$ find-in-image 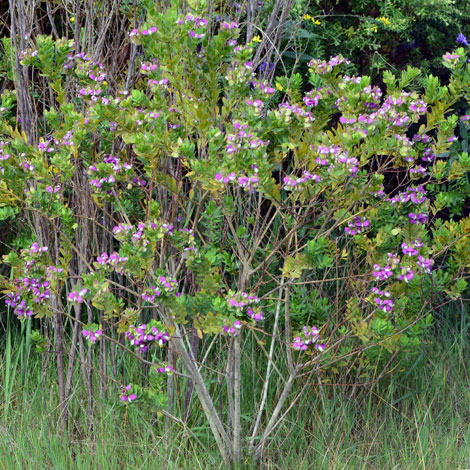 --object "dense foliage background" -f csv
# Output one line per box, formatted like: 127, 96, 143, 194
1, 1, 470, 468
